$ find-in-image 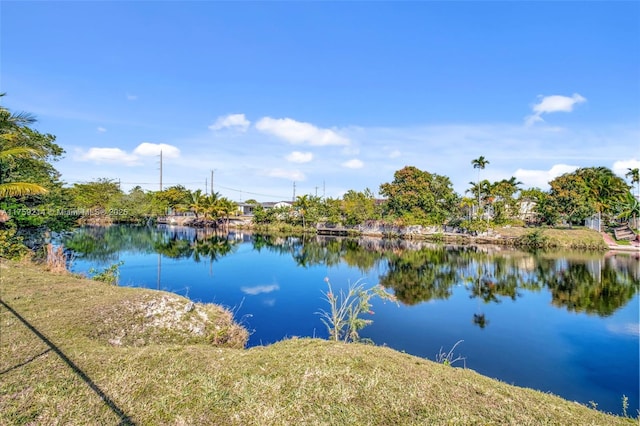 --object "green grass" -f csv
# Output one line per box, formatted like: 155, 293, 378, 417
496, 226, 609, 250
1, 260, 633, 425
